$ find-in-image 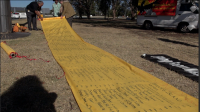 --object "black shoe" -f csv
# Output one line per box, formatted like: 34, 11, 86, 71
33, 28, 38, 31
28, 28, 32, 31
